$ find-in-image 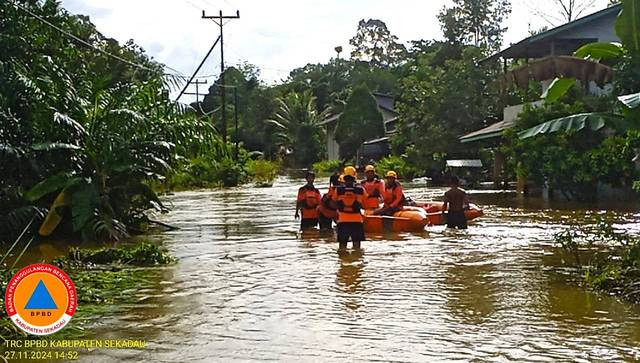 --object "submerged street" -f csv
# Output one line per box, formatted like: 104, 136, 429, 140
79, 177, 640, 362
